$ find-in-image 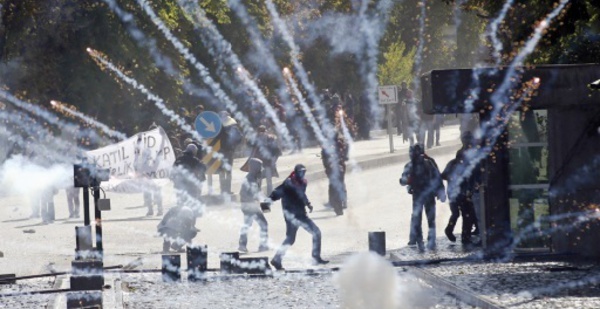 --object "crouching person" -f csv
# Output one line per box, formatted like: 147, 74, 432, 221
157, 206, 198, 253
